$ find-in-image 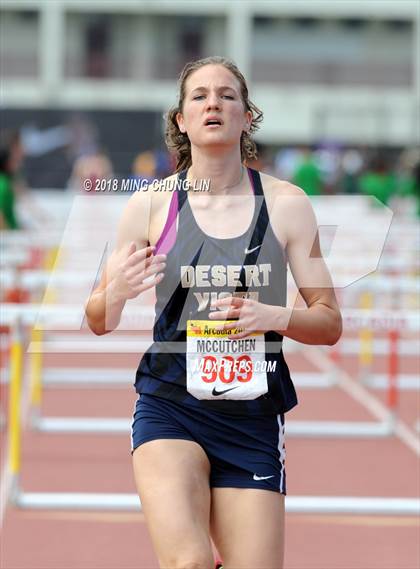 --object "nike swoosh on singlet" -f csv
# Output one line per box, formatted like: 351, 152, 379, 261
244, 244, 262, 254
211, 386, 239, 397
253, 474, 275, 481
